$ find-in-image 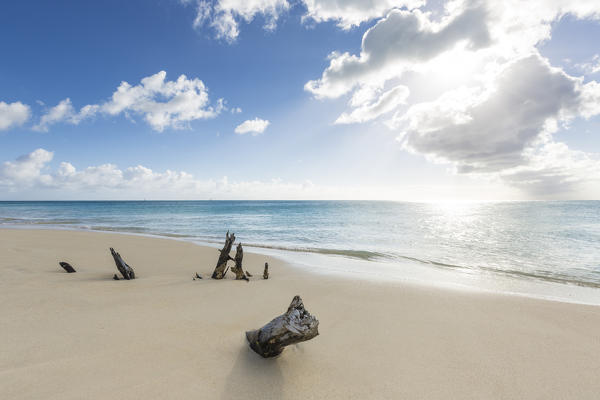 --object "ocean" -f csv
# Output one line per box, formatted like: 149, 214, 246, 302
1, 200, 599, 303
